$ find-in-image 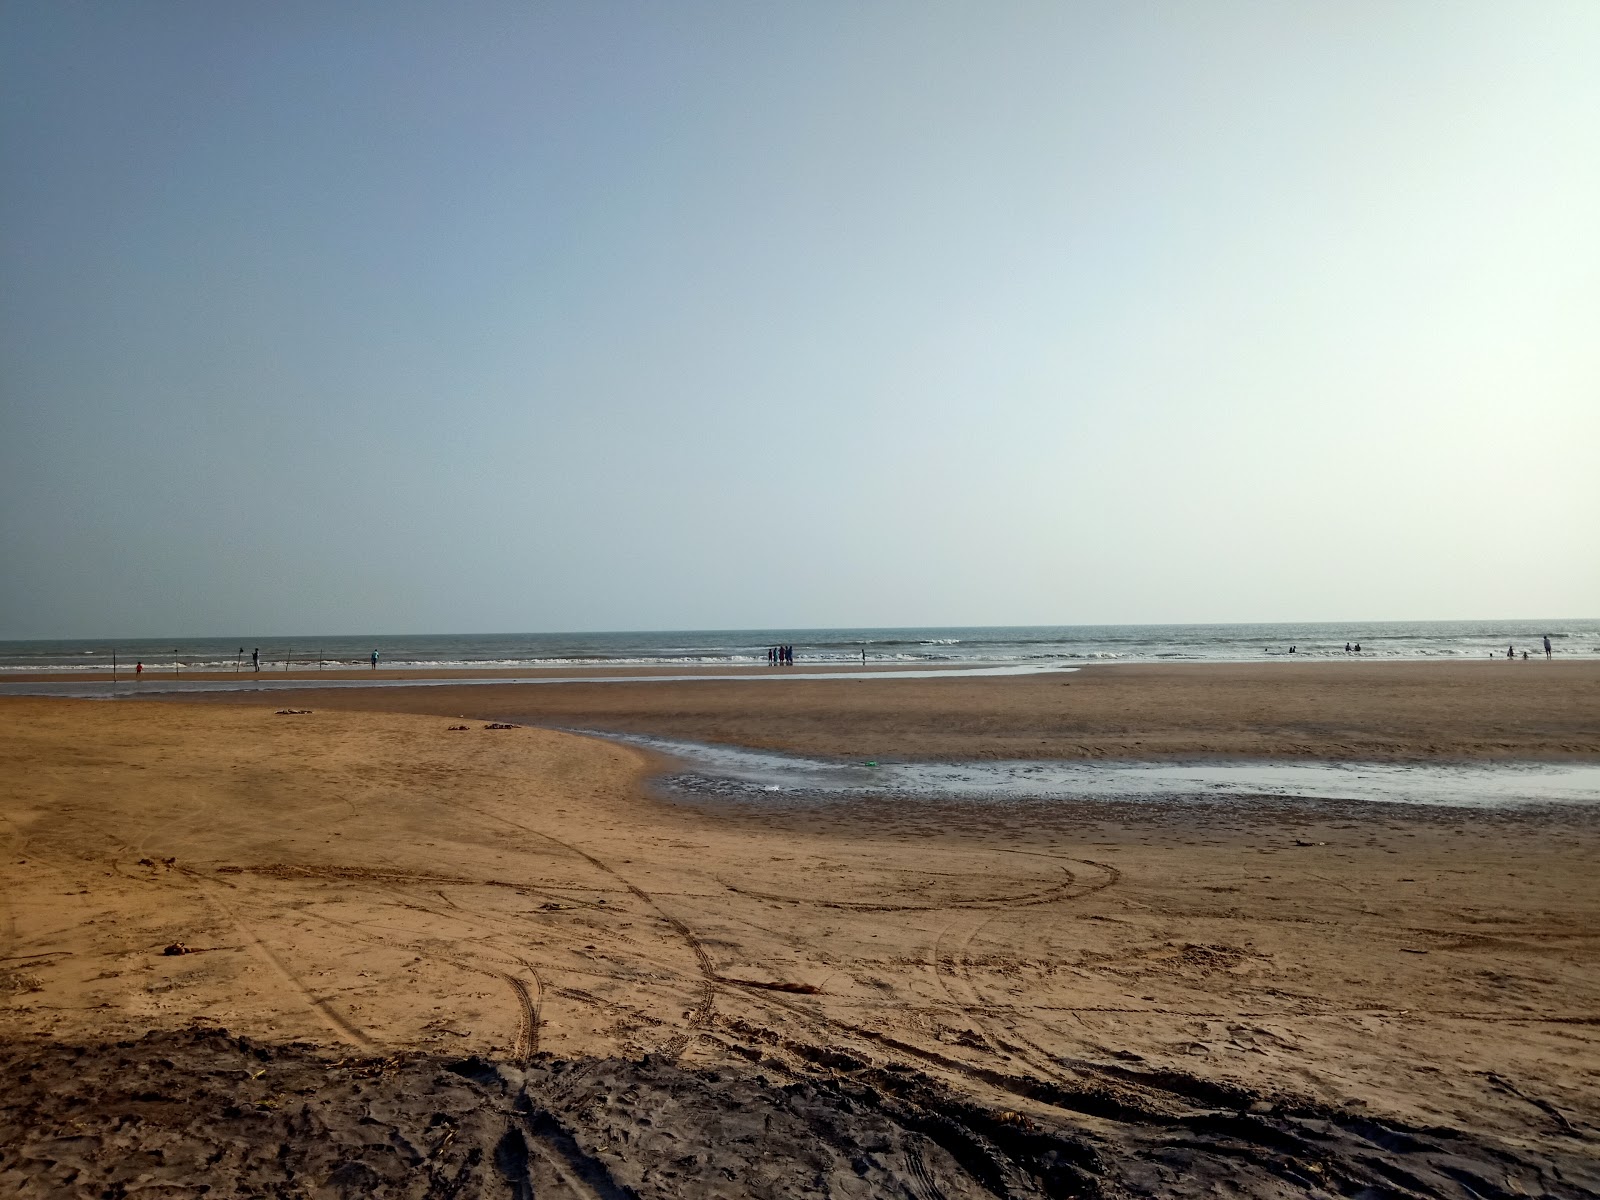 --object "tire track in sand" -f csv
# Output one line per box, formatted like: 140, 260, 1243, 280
503, 972, 539, 1061
195, 879, 375, 1049
370, 883, 546, 1060
931, 909, 1009, 1057
946, 858, 1150, 1090
929, 859, 1120, 1064
940, 860, 1275, 1117
290, 900, 542, 1063
905, 1140, 951, 1200
717, 853, 1123, 913
452, 802, 719, 1059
